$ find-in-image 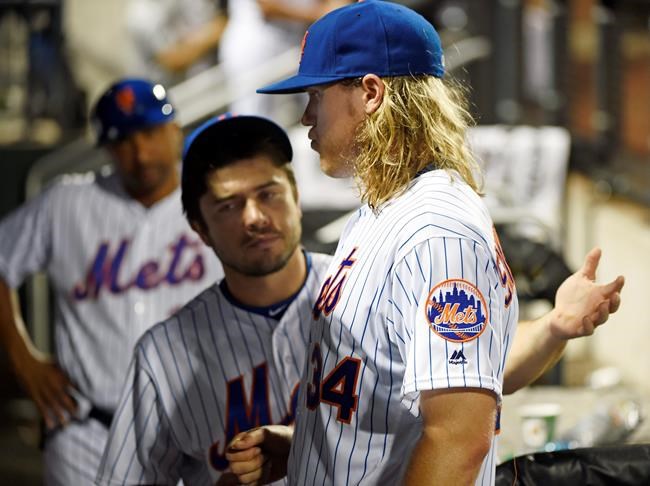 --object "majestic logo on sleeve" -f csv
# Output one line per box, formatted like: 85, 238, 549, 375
425, 279, 488, 343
